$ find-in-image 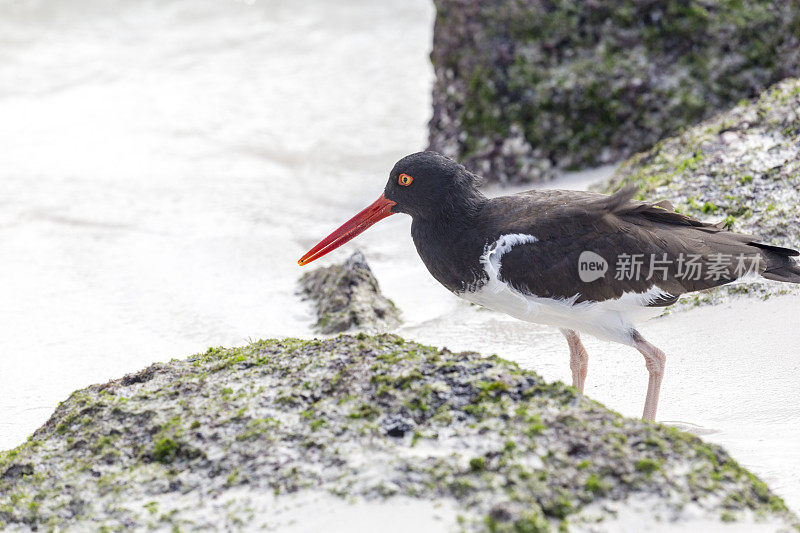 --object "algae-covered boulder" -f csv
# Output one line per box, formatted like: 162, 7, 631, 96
0, 335, 796, 531
298, 250, 401, 334
428, 0, 800, 184
598, 77, 800, 305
